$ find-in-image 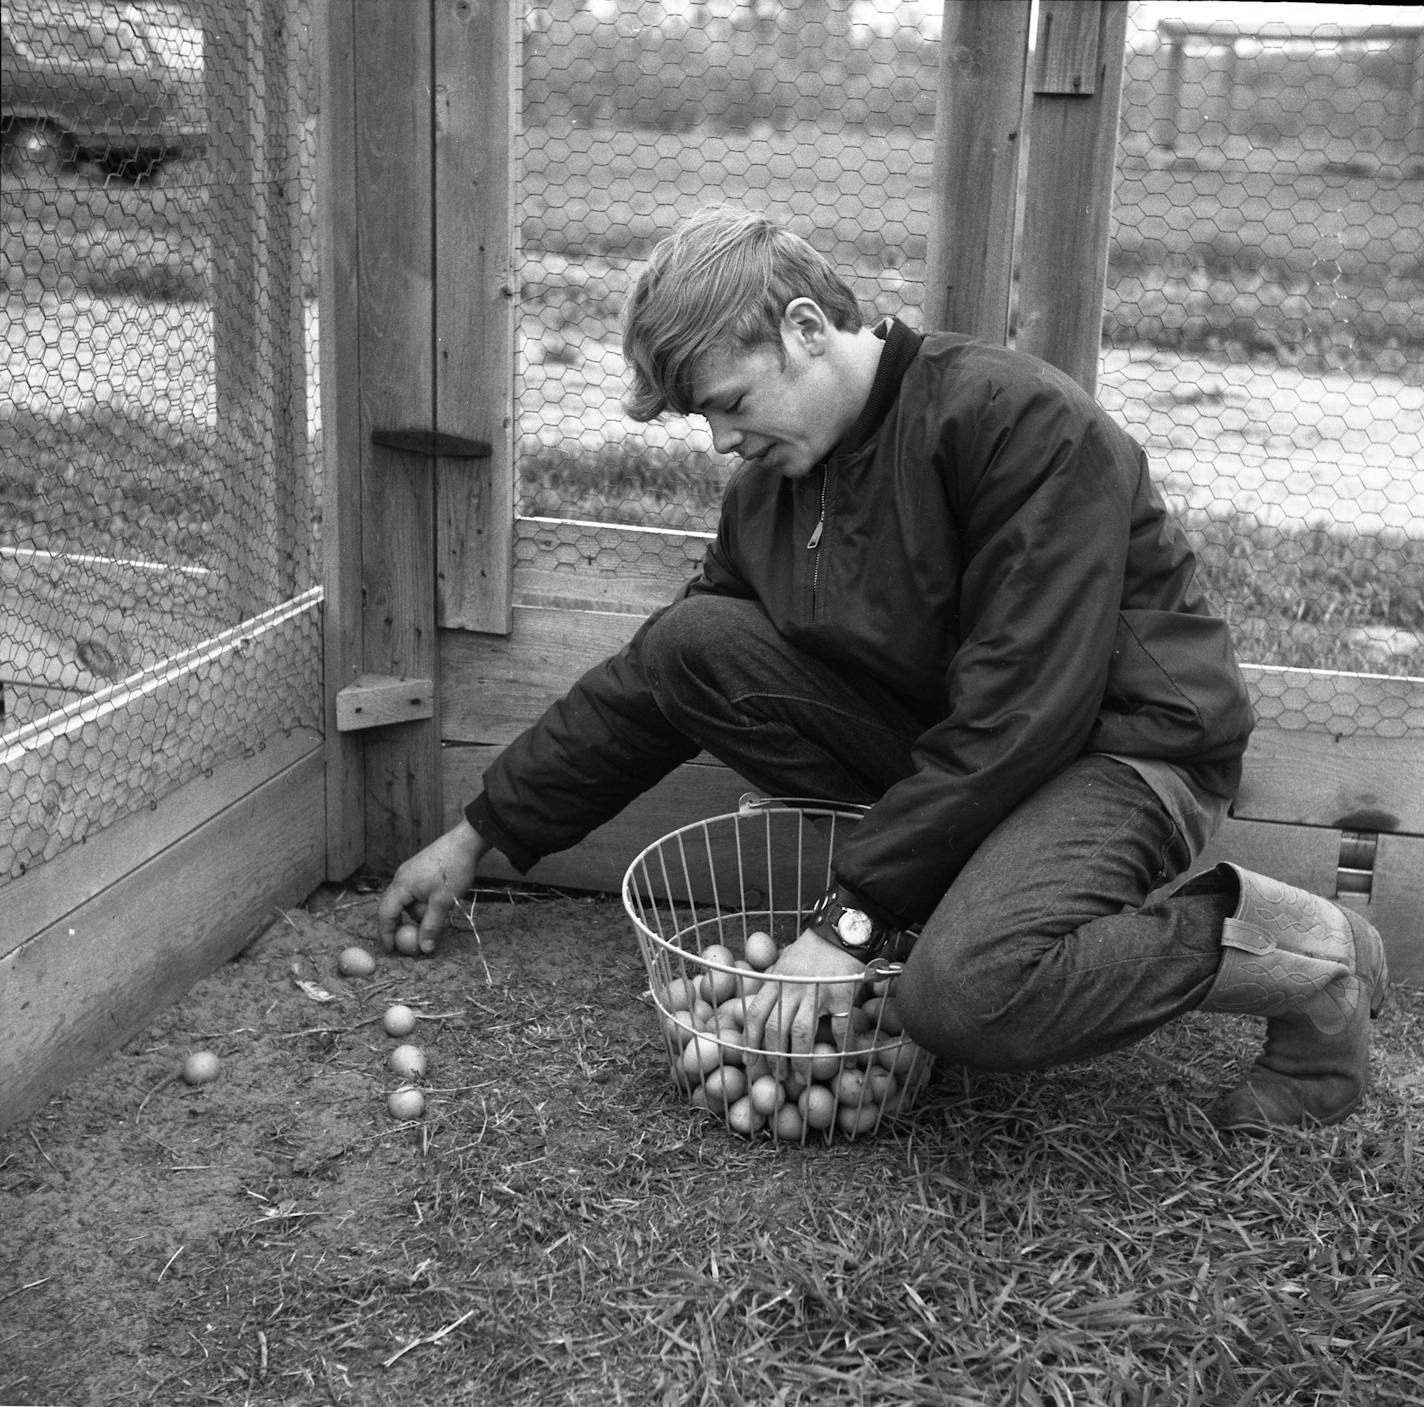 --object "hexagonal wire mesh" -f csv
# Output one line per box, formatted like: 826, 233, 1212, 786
514, 0, 1424, 739
1, 0, 323, 881
6, 2, 1422, 882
